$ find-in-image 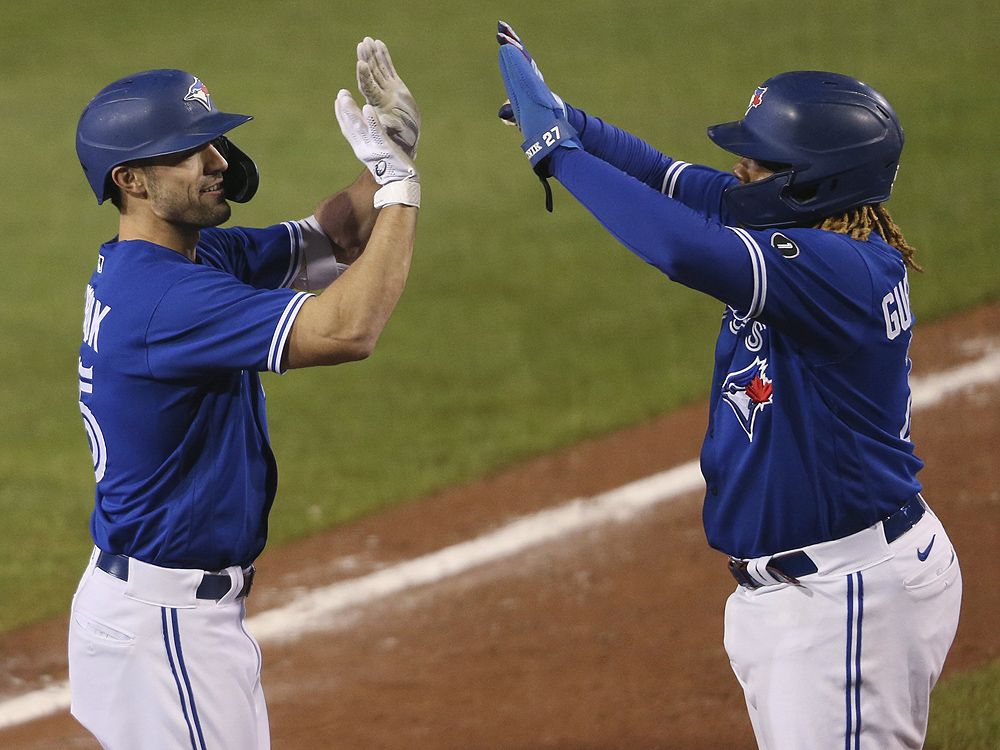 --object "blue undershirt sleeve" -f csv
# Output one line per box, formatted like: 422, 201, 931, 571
548, 147, 756, 313
564, 104, 736, 221
564, 104, 672, 191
